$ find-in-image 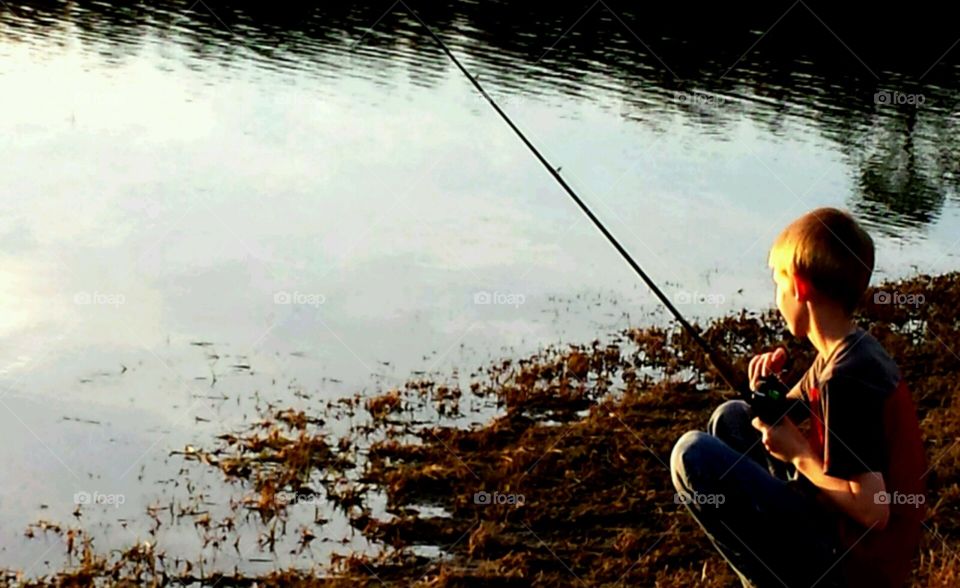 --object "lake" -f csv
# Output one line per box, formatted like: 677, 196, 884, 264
1, 0, 958, 576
